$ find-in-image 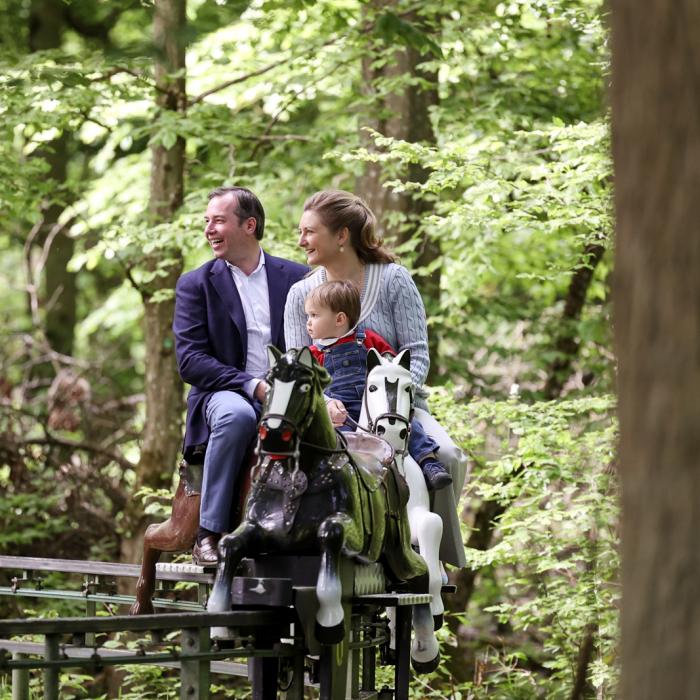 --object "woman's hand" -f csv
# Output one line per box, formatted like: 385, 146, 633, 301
326, 398, 348, 427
